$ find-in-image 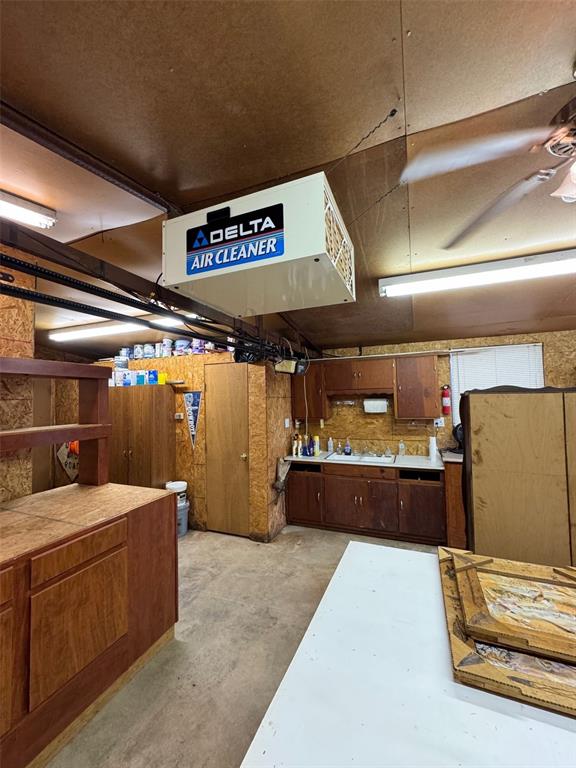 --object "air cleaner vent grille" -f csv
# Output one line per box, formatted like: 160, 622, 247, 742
324, 194, 354, 293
